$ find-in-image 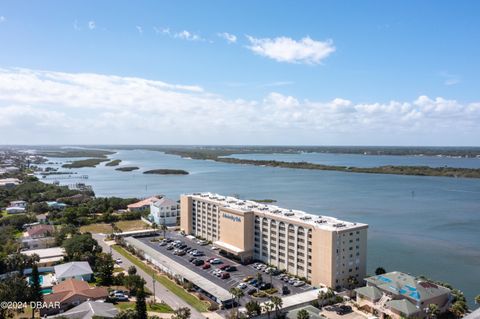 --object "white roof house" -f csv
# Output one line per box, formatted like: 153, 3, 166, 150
21, 247, 65, 265
50, 301, 118, 319
54, 261, 93, 281
6, 206, 26, 214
